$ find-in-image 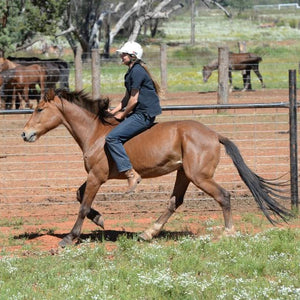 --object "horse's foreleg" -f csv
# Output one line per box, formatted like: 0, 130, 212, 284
76, 181, 104, 228
228, 70, 233, 92
59, 174, 102, 247
139, 169, 190, 241
17, 89, 25, 109
23, 86, 33, 109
